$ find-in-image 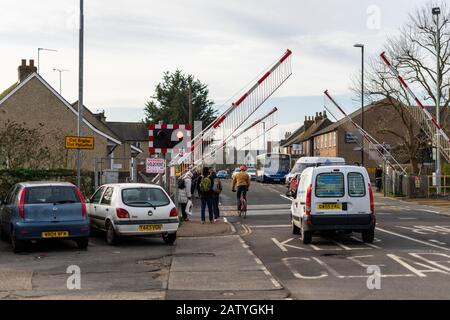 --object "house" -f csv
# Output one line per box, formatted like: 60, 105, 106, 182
0, 59, 141, 183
